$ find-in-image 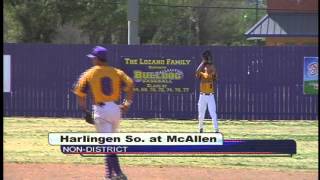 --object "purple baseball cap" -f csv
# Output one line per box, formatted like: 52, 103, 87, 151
87, 46, 107, 61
